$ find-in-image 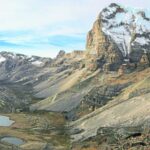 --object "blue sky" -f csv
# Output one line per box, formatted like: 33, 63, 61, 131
0, 0, 150, 58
